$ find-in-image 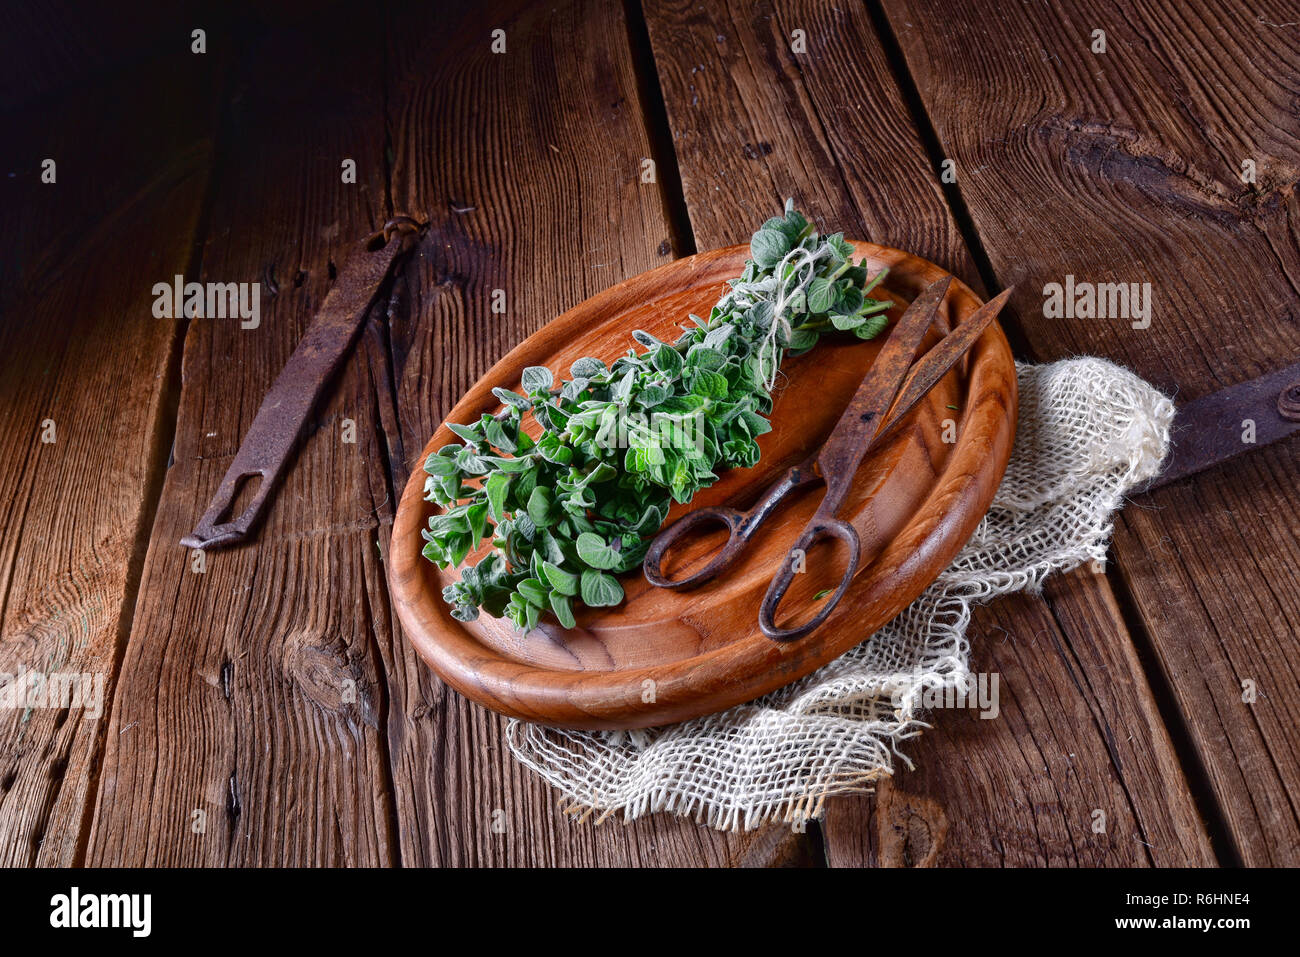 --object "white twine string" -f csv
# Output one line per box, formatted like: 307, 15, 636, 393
722, 244, 829, 391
